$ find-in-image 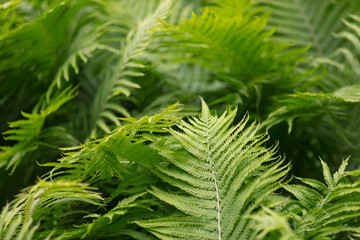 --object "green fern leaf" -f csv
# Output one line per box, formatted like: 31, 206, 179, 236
137, 99, 290, 239
0, 203, 39, 240
48, 102, 182, 180
155, 7, 304, 83
0, 0, 110, 107
282, 158, 360, 239
262, 88, 360, 133
334, 84, 360, 102
257, 0, 360, 56
0, 86, 77, 171
89, 0, 172, 138
0, 179, 102, 239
